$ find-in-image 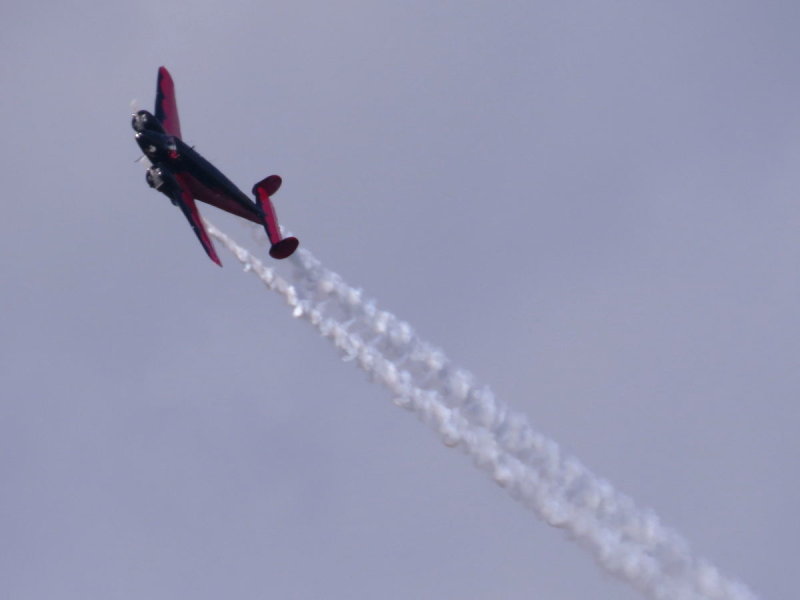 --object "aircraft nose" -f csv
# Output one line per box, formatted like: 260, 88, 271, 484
135, 130, 160, 156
